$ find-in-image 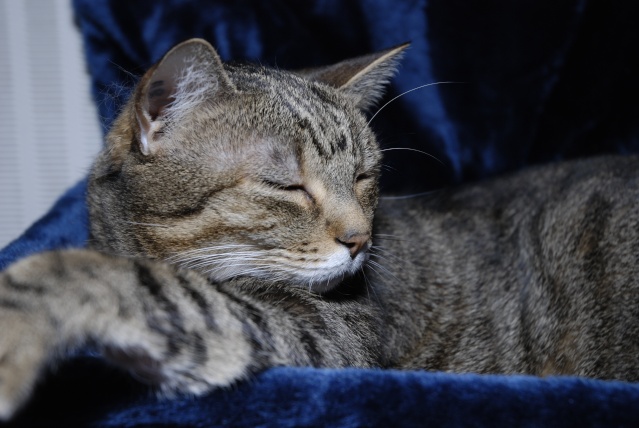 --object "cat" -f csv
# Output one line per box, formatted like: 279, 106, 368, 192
1, 38, 639, 420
